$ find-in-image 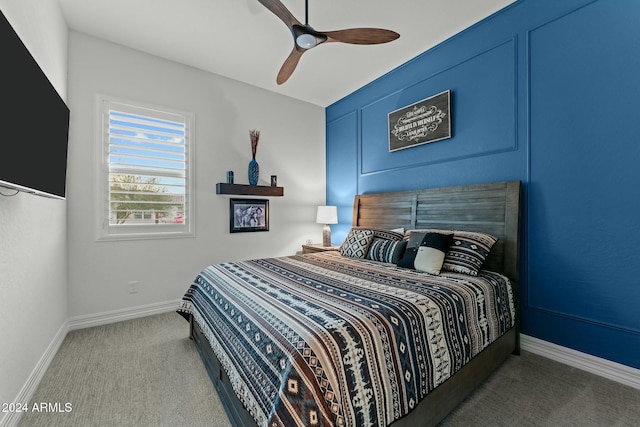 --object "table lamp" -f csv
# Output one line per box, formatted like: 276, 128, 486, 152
316, 206, 338, 247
